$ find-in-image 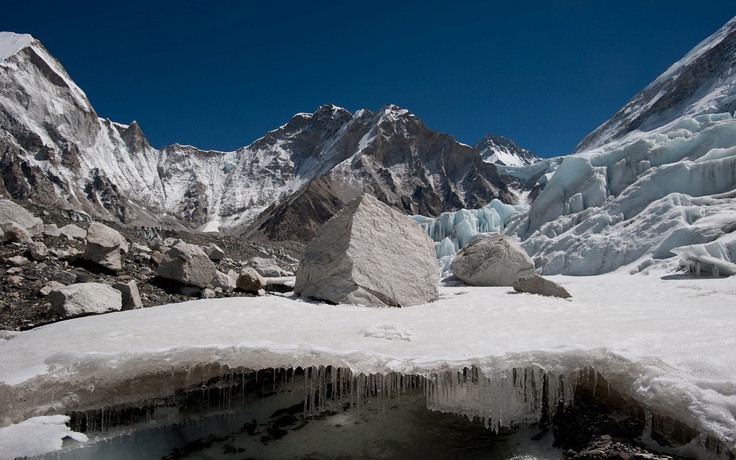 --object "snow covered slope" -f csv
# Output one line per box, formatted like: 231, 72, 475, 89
474, 134, 540, 166
508, 17, 736, 276
0, 32, 165, 222
576, 17, 736, 152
